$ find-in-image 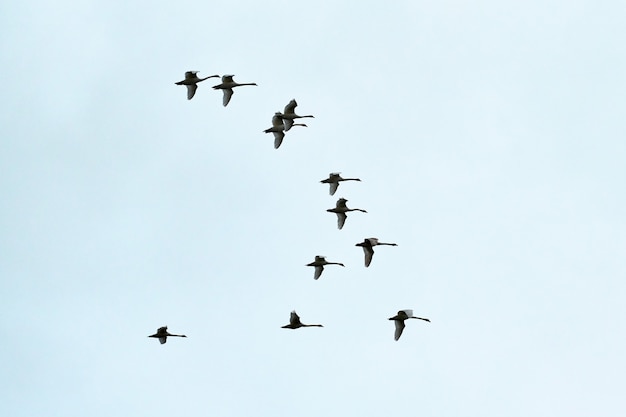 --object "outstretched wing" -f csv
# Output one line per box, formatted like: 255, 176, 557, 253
290, 311, 302, 326
363, 246, 374, 267
329, 182, 339, 196
394, 320, 405, 341
222, 88, 233, 106
337, 213, 347, 230
314, 265, 324, 280
187, 84, 197, 100
271, 114, 285, 128
273, 131, 285, 149
283, 99, 297, 114
283, 118, 294, 131
159, 336, 167, 344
